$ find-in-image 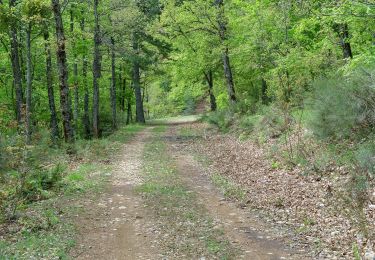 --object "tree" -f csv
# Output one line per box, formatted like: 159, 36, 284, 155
110, 36, 117, 129
51, 0, 74, 142
80, 8, 90, 138
43, 26, 59, 143
70, 6, 79, 133
92, 0, 101, 137
214, 0, 236, 104
132, 31, 145, 123
8, 0, 24, 124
